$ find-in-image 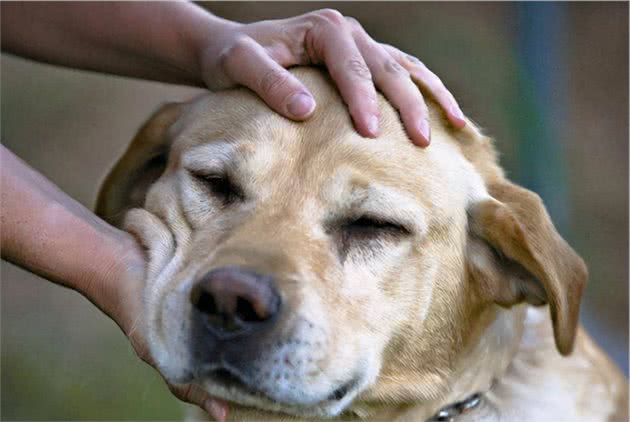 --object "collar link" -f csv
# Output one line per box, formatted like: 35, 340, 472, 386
426, 393, 483, 422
